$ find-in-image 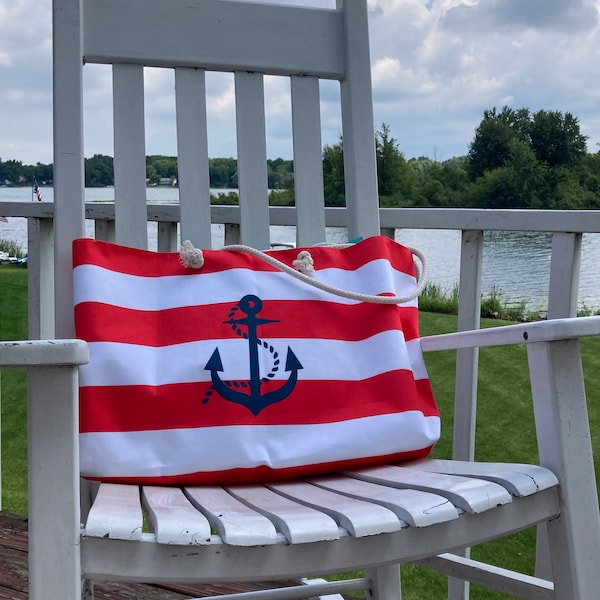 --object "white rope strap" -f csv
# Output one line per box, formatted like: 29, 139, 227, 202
180, 241, 428, 304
